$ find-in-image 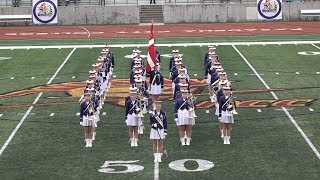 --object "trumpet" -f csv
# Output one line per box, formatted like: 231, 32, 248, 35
228, 94, 238, 115
187, 93, 197, 118
135, 95, 144, 118
89, 95, 97, 120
